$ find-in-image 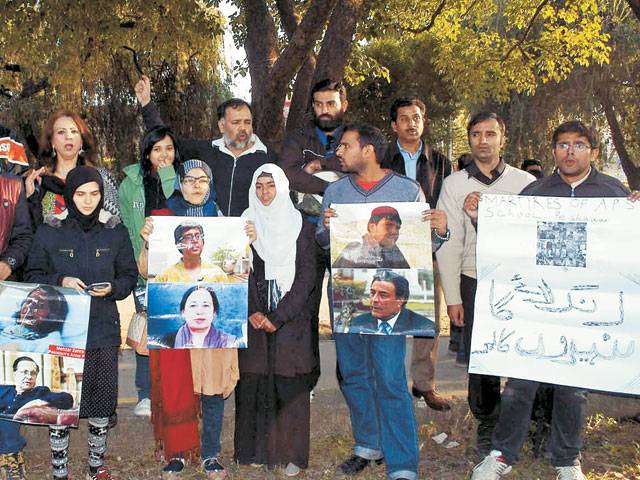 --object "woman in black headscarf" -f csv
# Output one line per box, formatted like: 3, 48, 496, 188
25, 165, 138, 480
